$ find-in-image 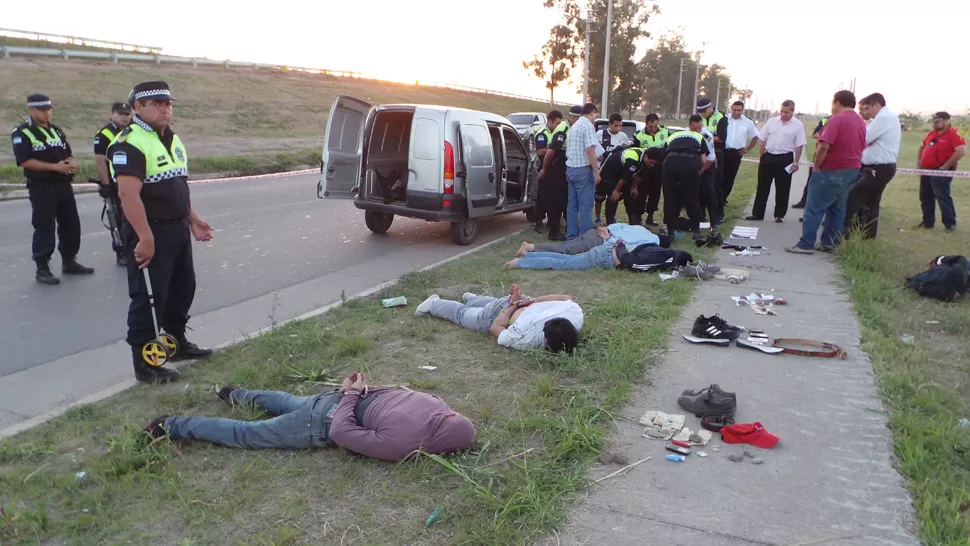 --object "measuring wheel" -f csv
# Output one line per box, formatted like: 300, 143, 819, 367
158, 333, 179, 358
141, 341, 169, 368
